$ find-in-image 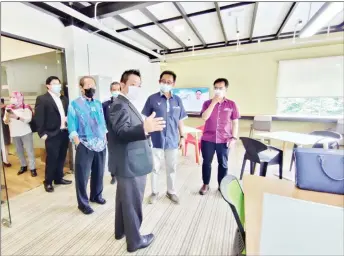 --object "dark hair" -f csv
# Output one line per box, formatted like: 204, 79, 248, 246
120, 69, 141, 84
196, 90, 202, 93
160, 70, 176, 82
79, 76, 96, 87
213, 78, 229, 88
46, 76, 61, 85
110, 81, 120, 90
